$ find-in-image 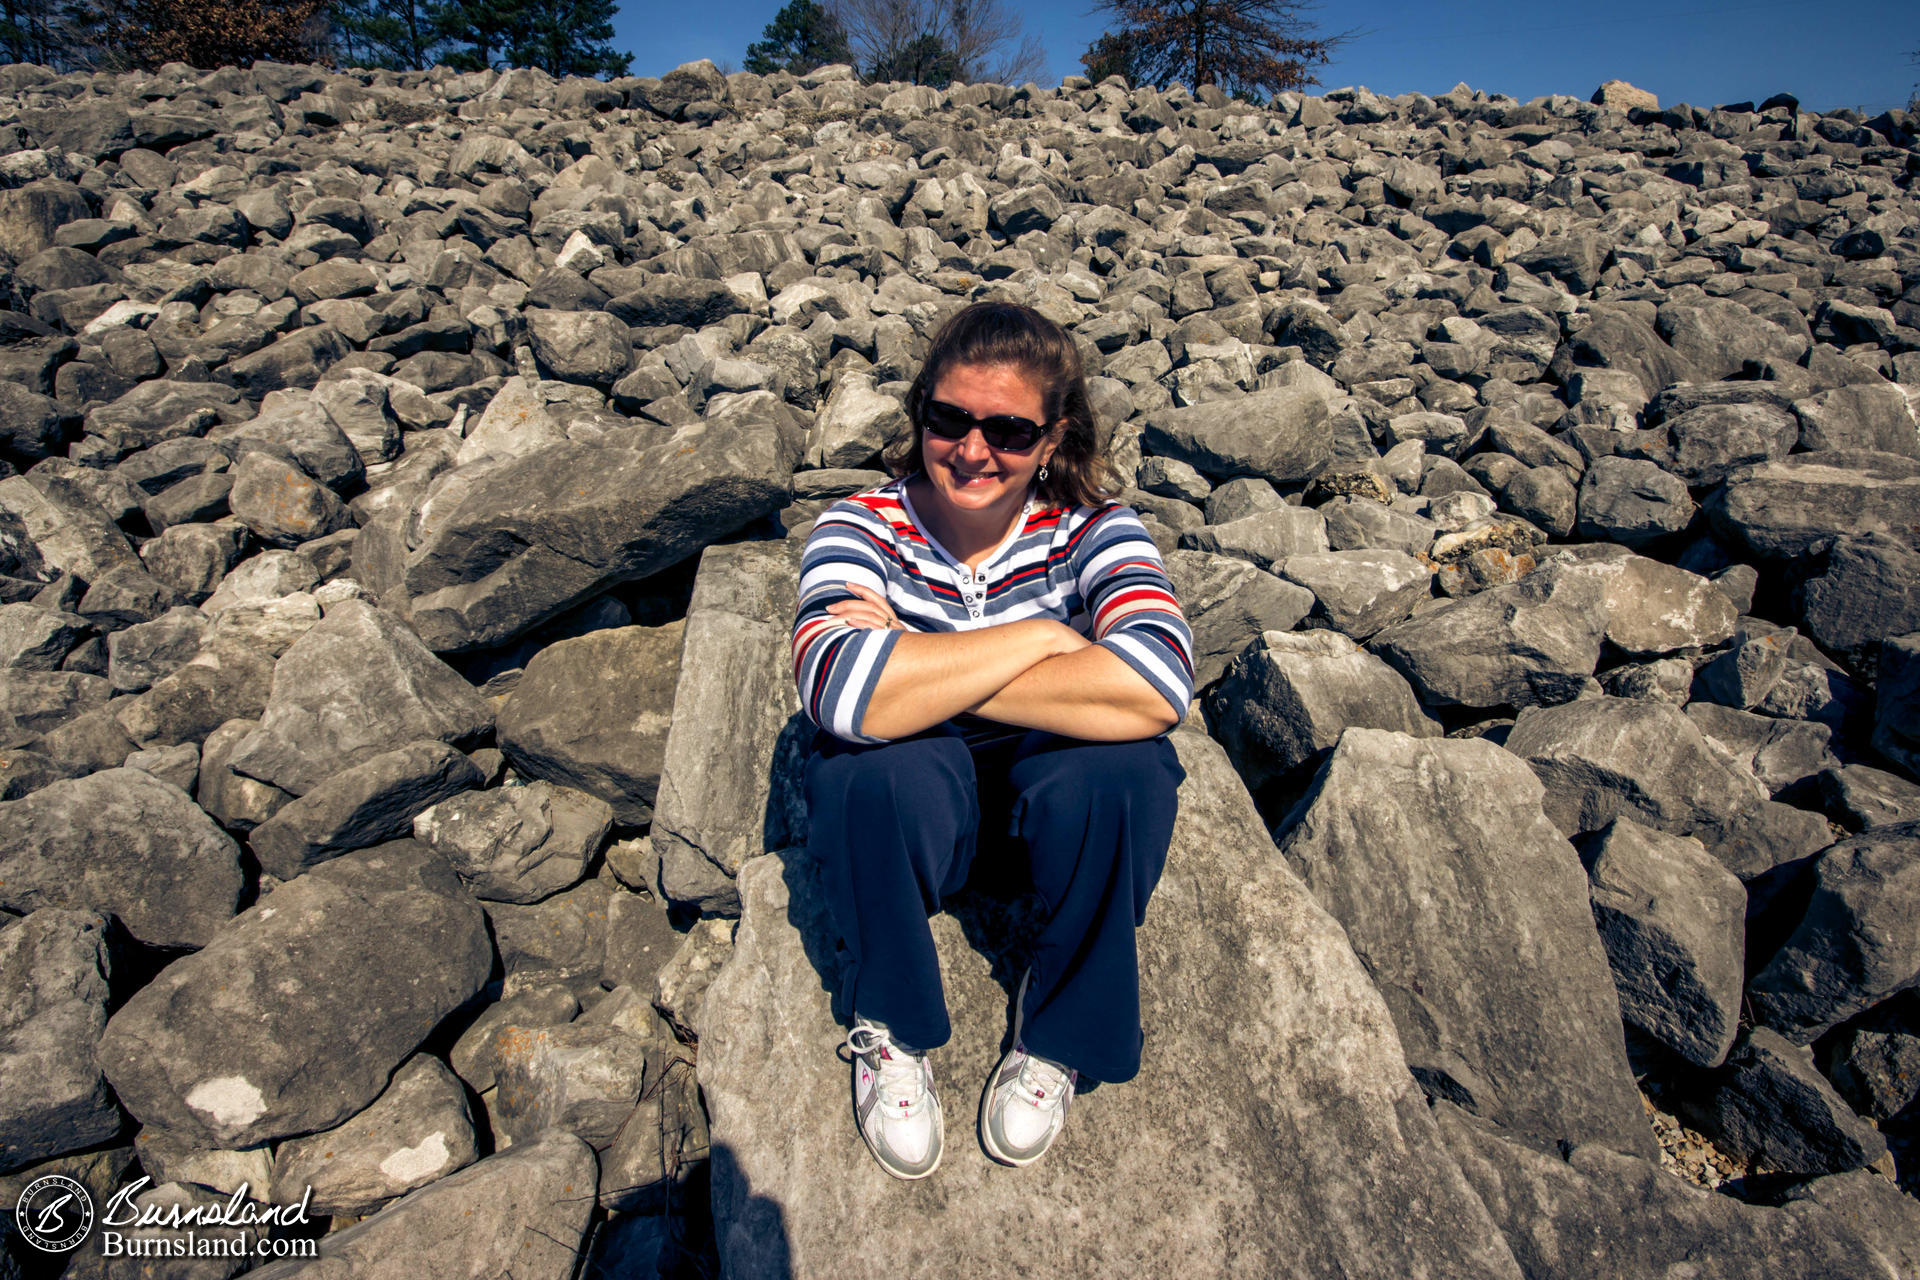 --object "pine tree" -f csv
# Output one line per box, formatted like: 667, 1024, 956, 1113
506, 0, 626, 75
743, 0, 850, 76
430, 0, 523, 70
333, 0, 439, 68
